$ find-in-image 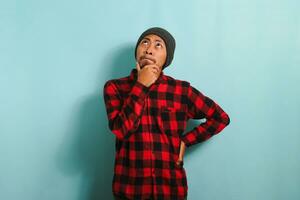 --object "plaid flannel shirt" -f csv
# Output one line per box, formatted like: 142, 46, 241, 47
103, 68, 230, 200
